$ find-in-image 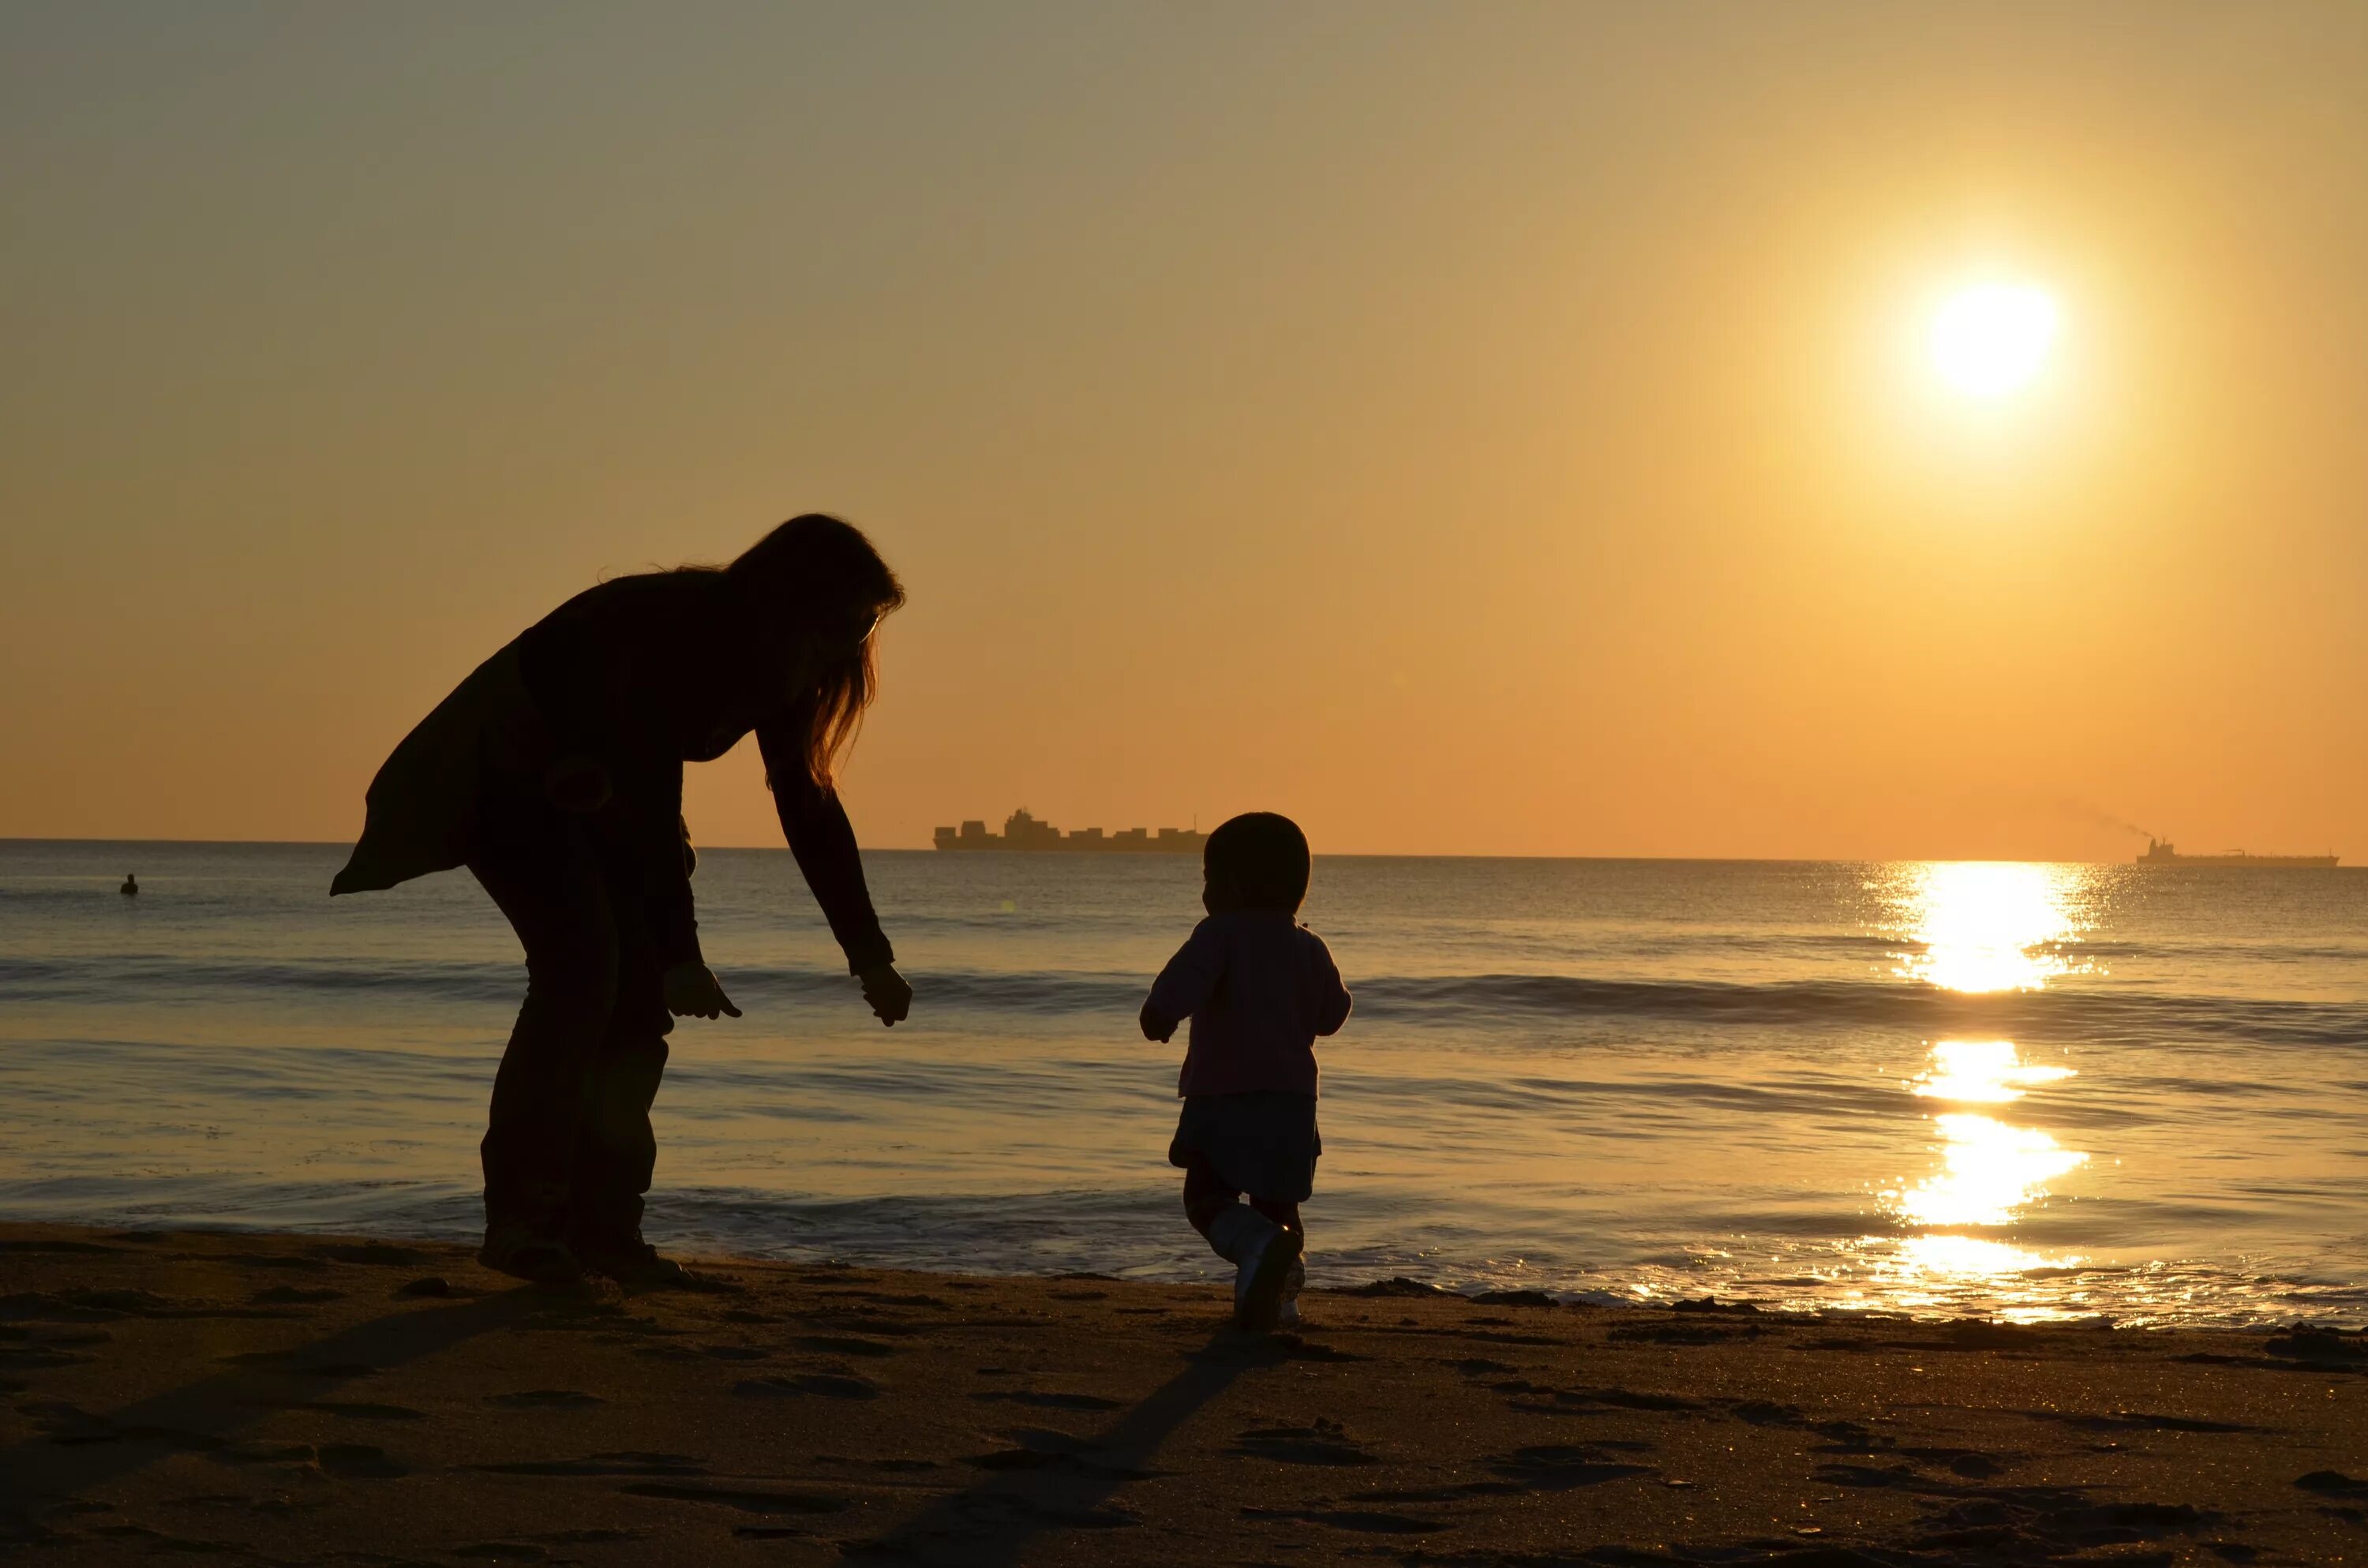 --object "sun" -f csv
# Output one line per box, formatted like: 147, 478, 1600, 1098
1928, 283, 2060, 398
